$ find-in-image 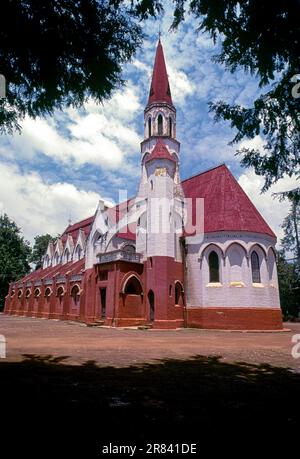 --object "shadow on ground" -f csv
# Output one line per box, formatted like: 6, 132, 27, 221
1, 354, 299, 456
